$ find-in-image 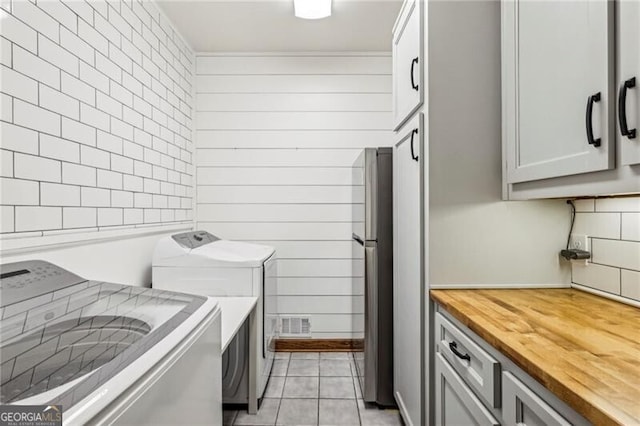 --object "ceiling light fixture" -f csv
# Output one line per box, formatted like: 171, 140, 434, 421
294, 0, 332, 19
